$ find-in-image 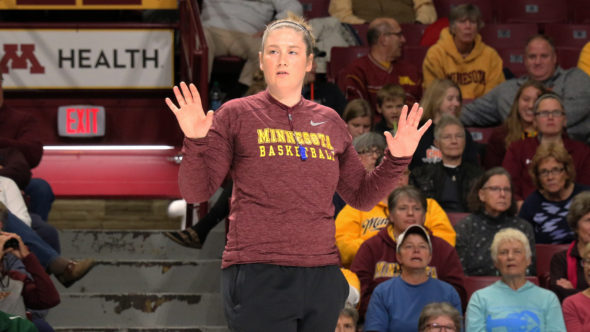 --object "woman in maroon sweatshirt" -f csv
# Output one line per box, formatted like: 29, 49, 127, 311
165, 15, 431, 332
